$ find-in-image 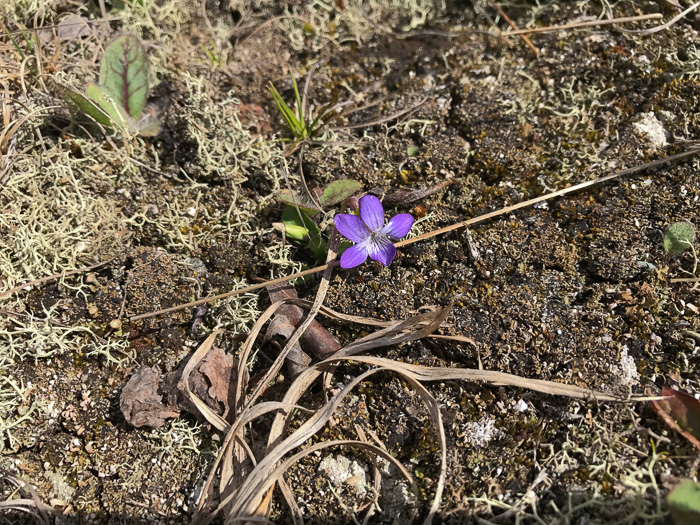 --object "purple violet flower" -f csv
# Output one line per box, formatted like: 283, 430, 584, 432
334, 195, 414, 269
